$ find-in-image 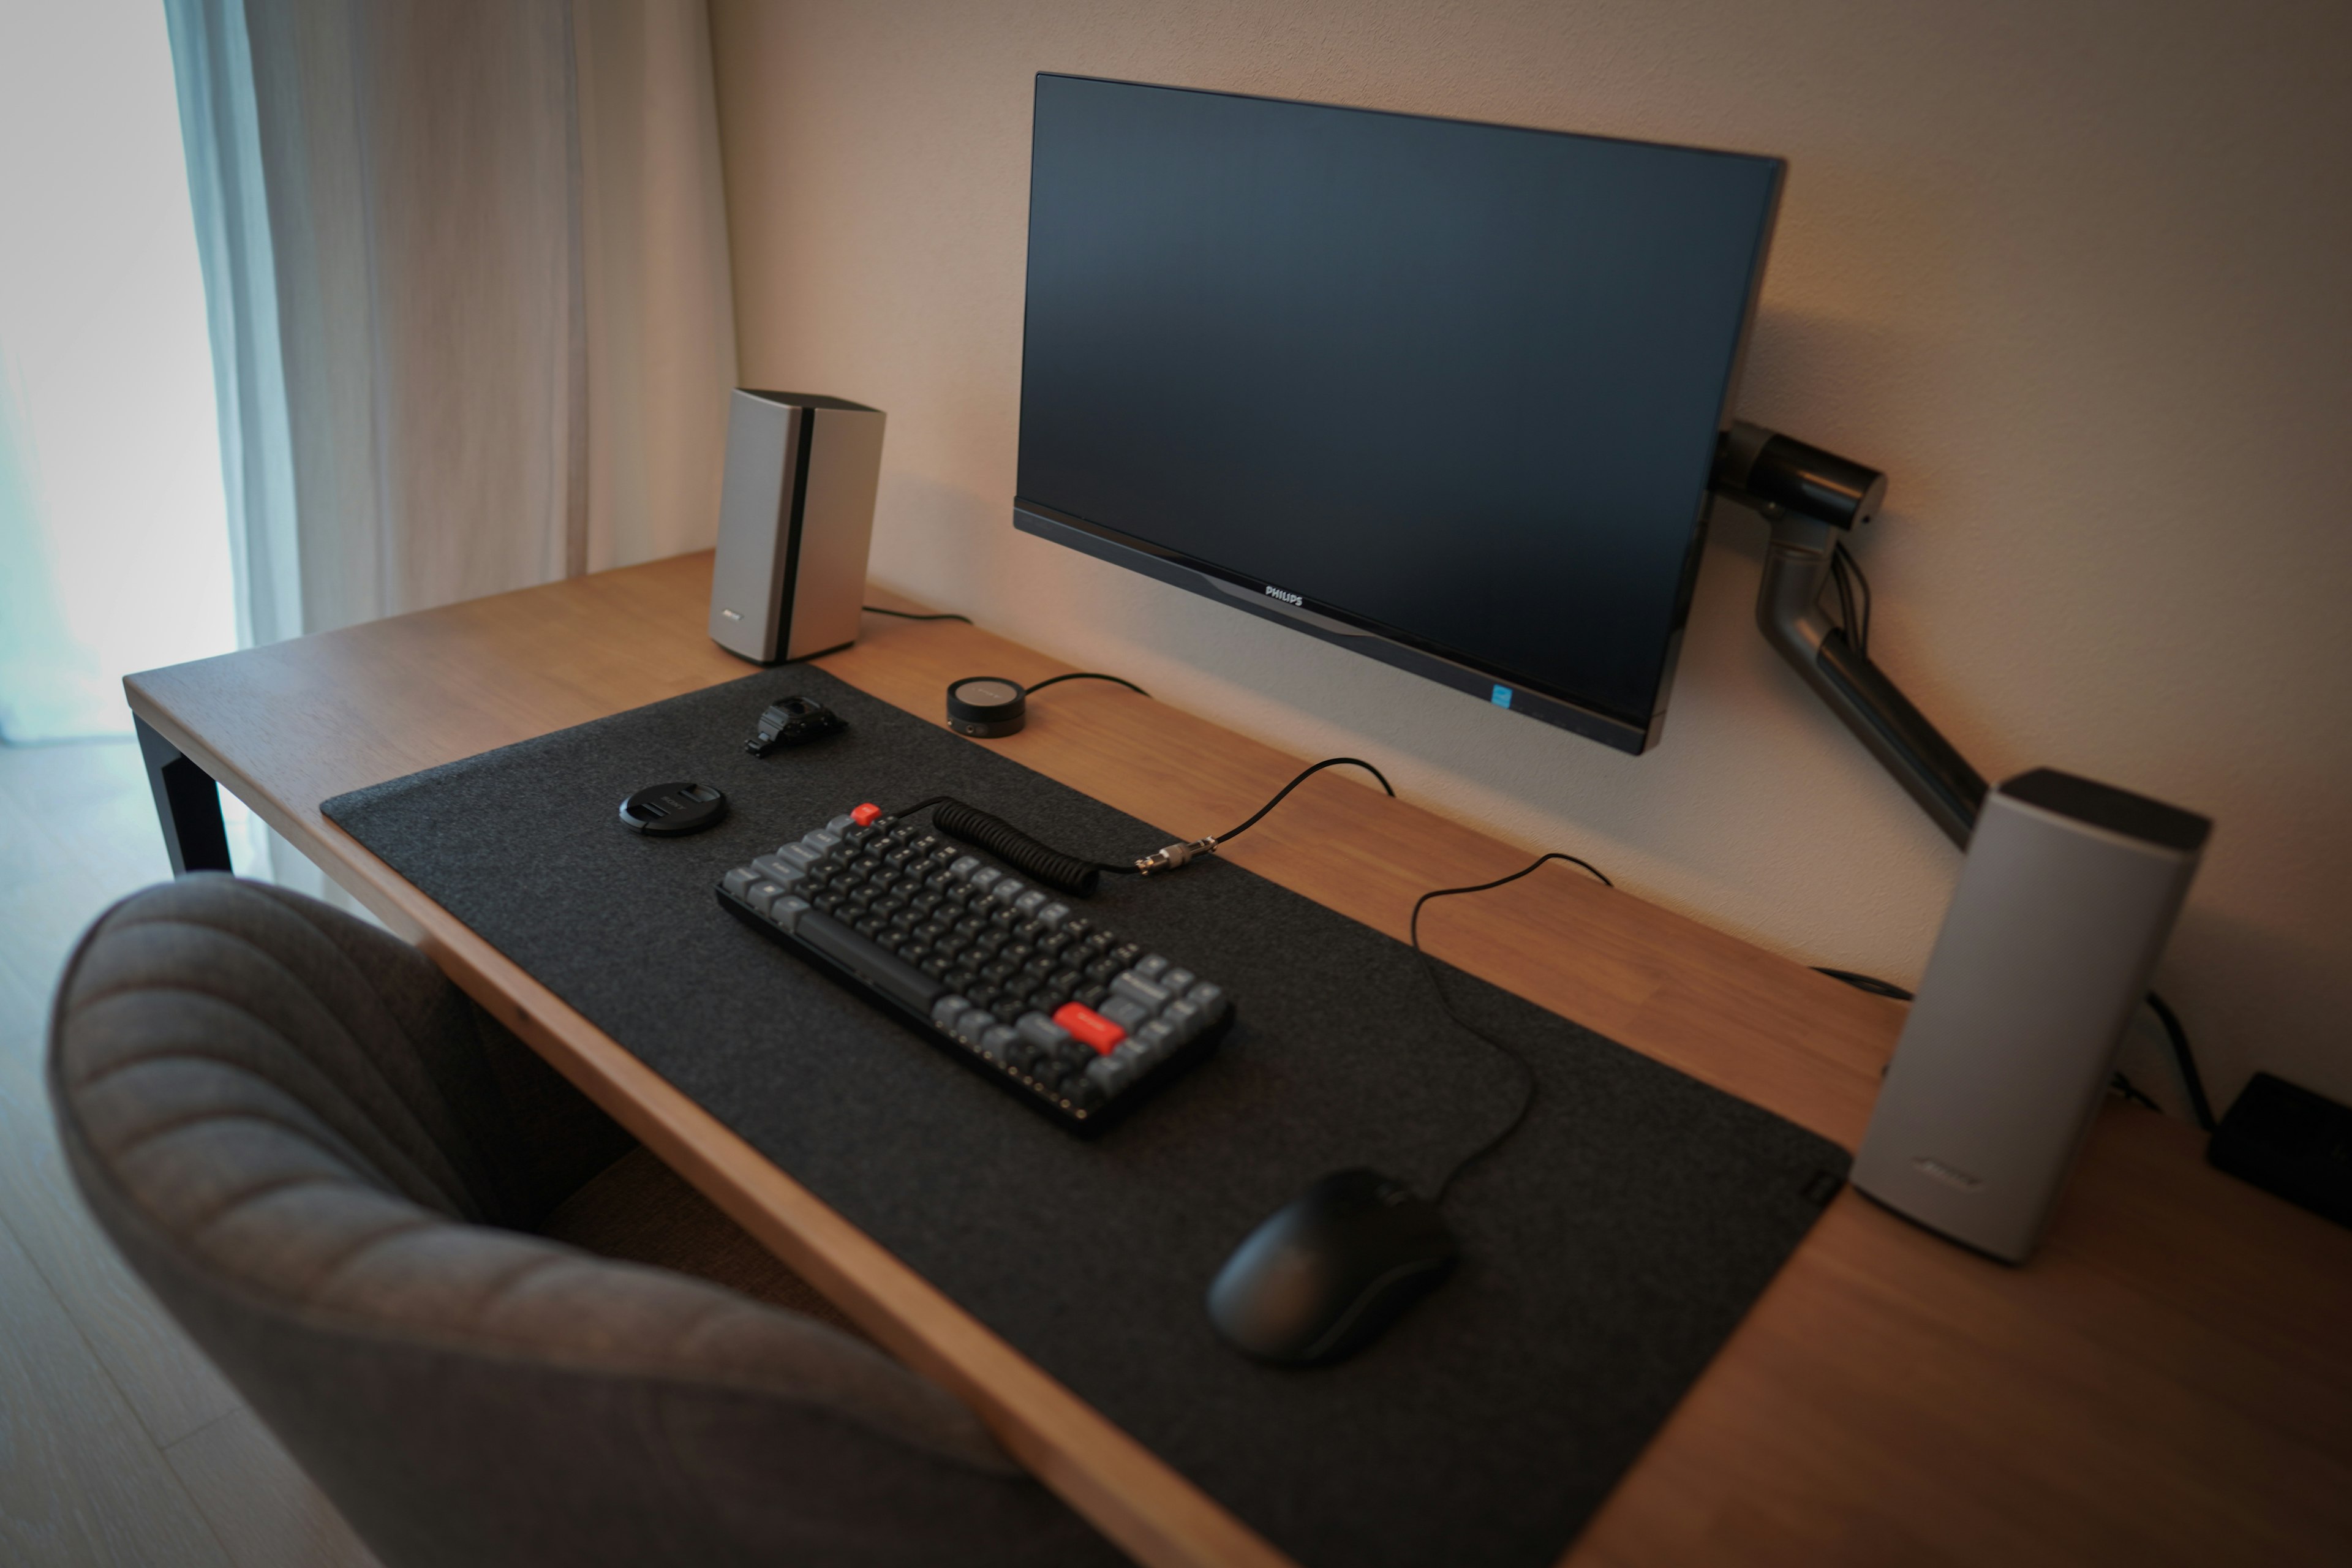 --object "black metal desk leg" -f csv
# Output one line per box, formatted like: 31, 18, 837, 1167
134, 715, 235, 875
